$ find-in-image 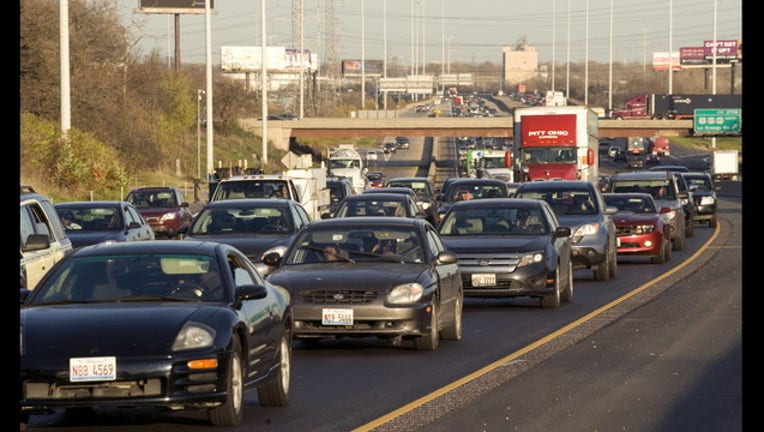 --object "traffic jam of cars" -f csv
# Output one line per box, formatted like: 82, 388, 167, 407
20, 135, 720, 427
